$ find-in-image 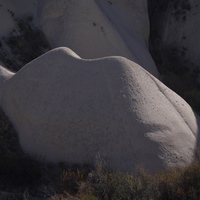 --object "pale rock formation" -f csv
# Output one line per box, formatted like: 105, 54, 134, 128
38, 0, 159, 77
1, 47, 198, 172
0, 0, 158, 77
